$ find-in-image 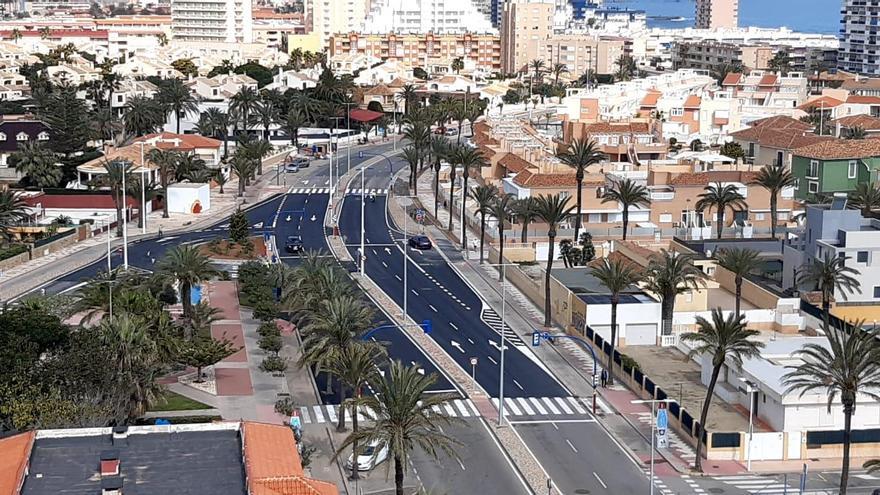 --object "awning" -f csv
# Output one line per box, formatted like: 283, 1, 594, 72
349, 108, 384, 123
